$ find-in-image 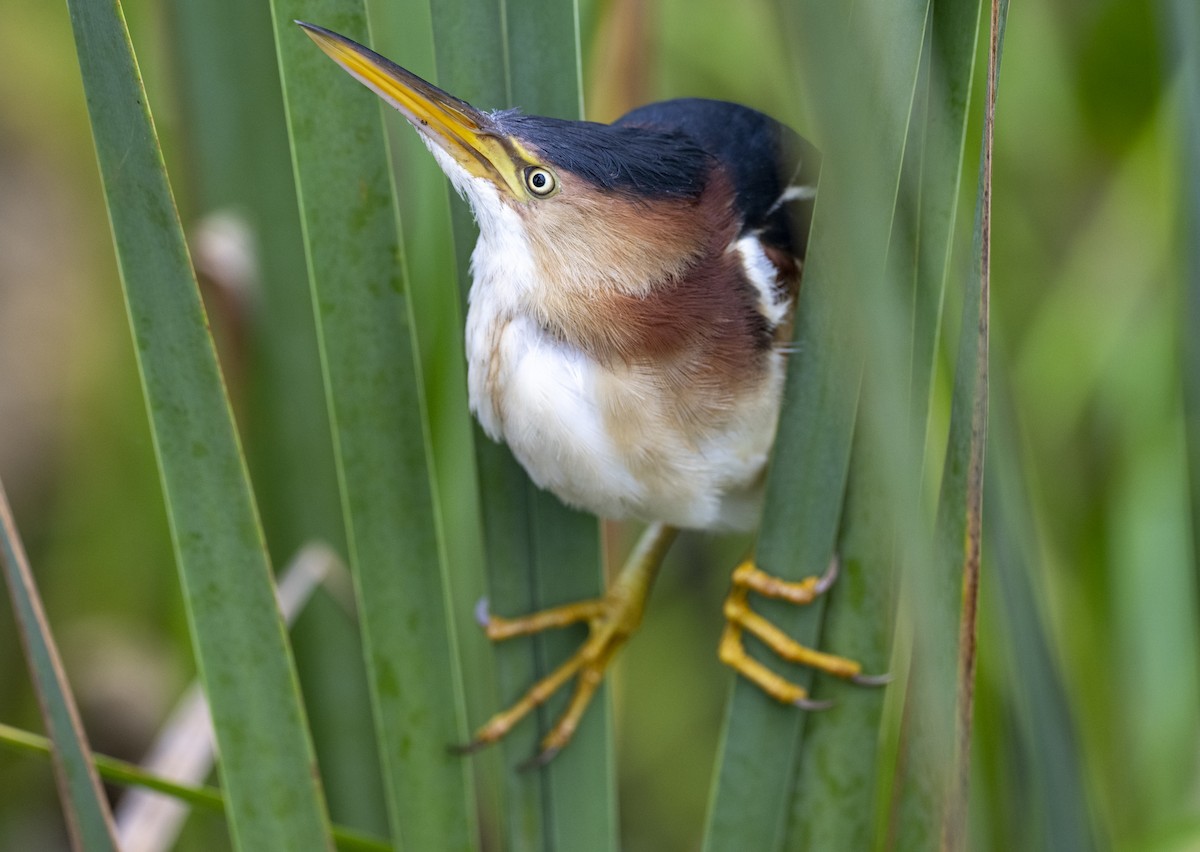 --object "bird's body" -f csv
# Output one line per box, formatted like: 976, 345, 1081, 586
301, 23, 877, 766
455, 100, 817, 530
